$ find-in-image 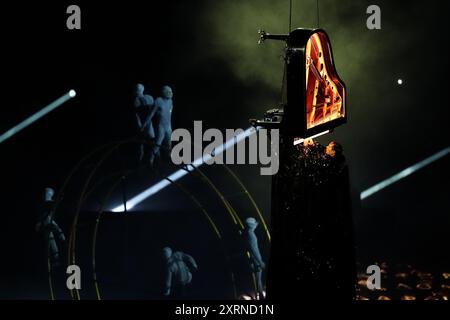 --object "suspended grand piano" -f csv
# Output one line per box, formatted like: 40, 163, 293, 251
255, 28, 355, 301
255, 28, 346, 139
